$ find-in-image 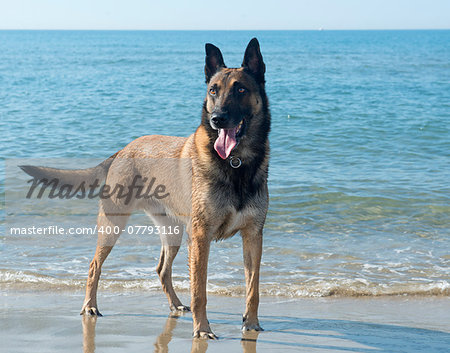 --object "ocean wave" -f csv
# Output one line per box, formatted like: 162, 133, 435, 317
1, 270, 448, 298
